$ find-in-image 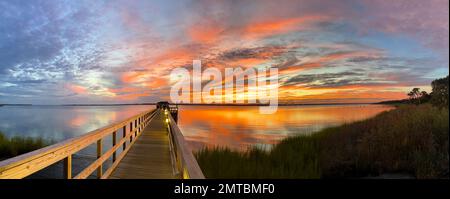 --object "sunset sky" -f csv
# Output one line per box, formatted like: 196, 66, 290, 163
0, 0, 448, 104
